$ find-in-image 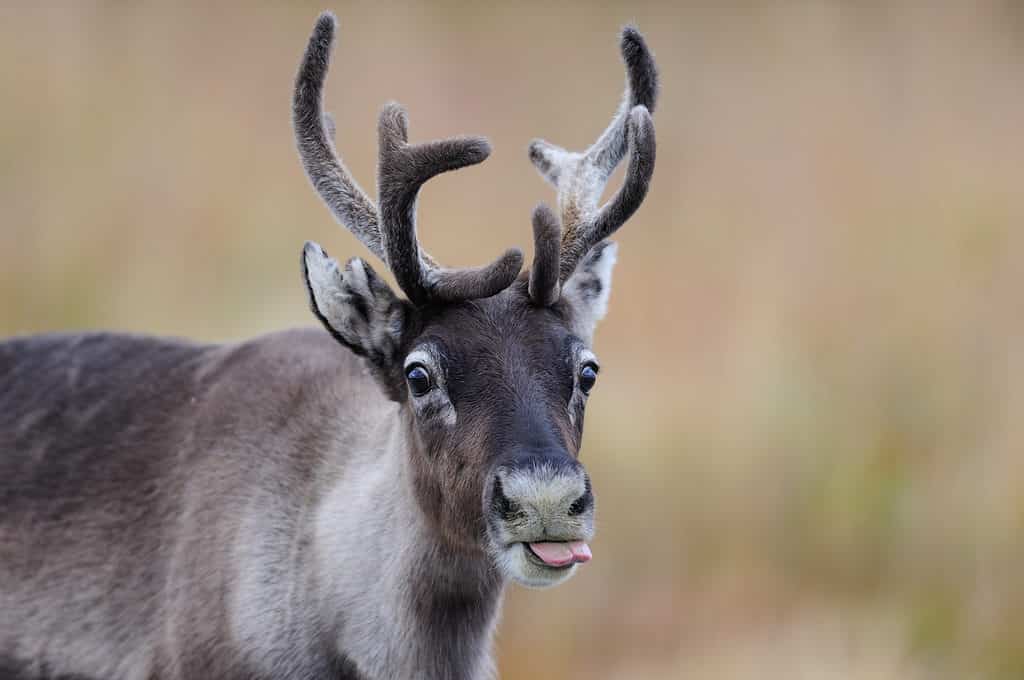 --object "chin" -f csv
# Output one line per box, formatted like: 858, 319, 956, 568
493, 542, 580, 589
